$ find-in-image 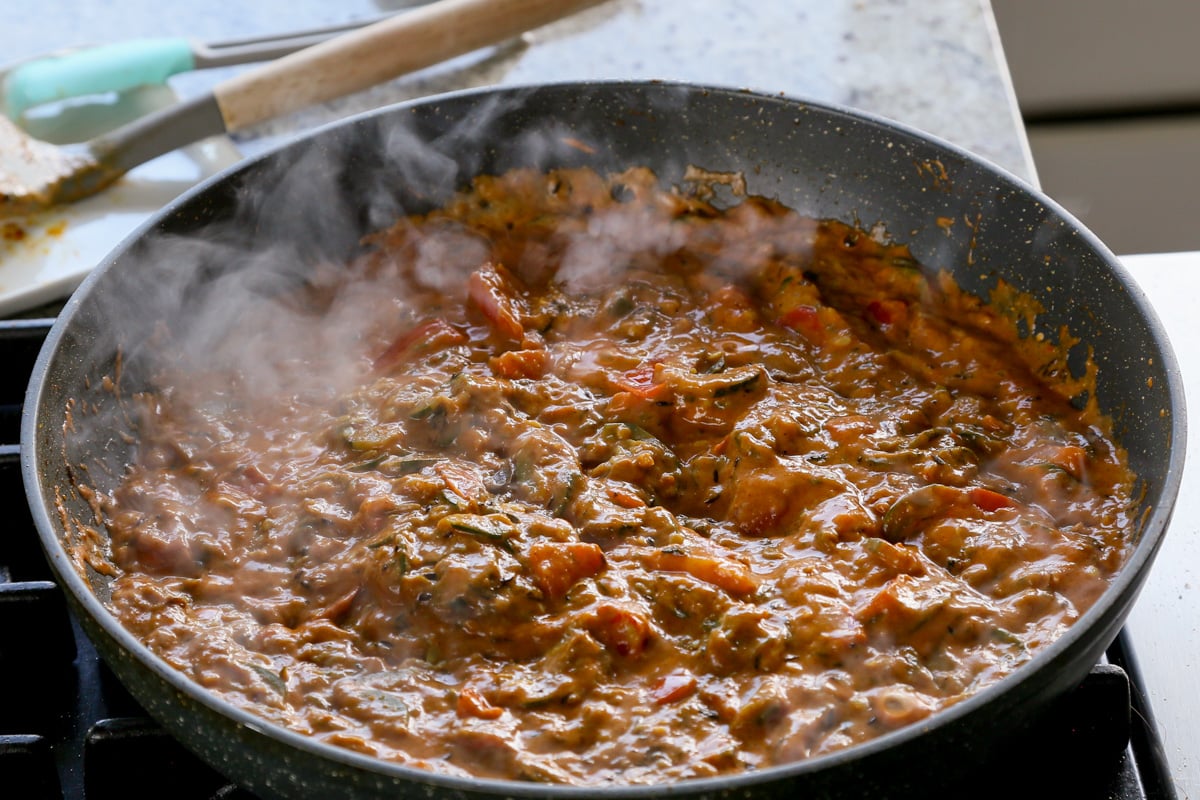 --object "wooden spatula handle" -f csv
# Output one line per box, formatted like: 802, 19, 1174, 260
213, 0, 604, 131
